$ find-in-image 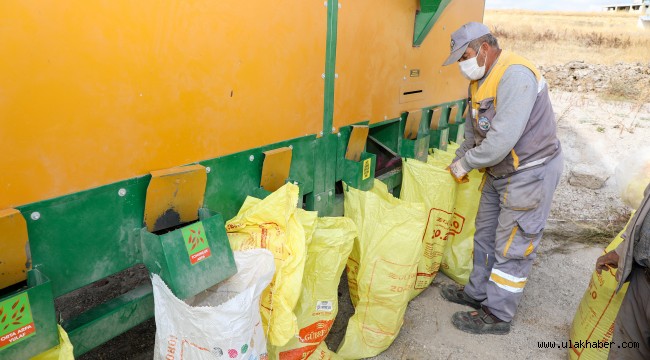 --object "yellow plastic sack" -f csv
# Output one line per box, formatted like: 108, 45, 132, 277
226, 183, 318, 347
428, 141, 458, 165
447, 141, 460, 152
31, 325, 74, 360
345, 180, 400, 307
569, 218, 632, 360
429, 149, 455, 168
308, 343, 343, 360
269, 217, 356, 360
236, 195, 318, 249
427, 145, 481, 285
427, 141, 456, 161
401, 158, 457, 298
338, 180, 426, 359
427, 155, 446, 170
441, 168, 482, 285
